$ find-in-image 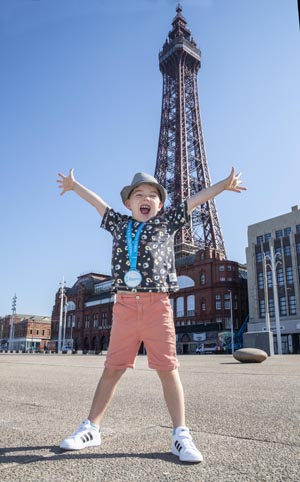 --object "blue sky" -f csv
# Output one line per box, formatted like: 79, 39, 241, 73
0, 0, 299, 316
